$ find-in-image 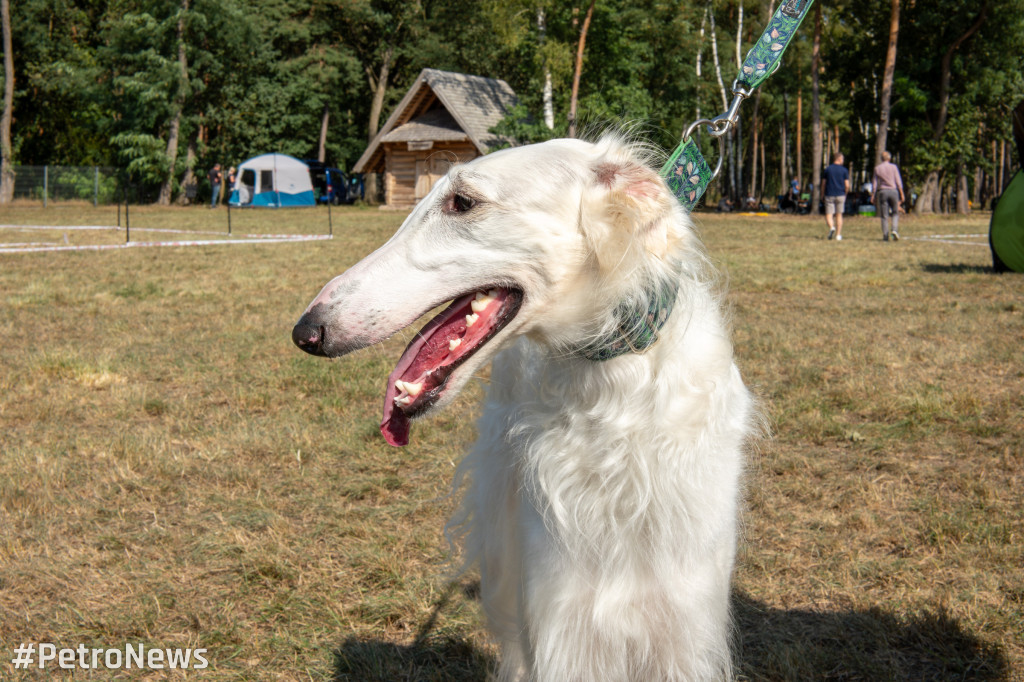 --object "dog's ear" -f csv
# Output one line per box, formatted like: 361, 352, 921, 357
584, 157, 676, 269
